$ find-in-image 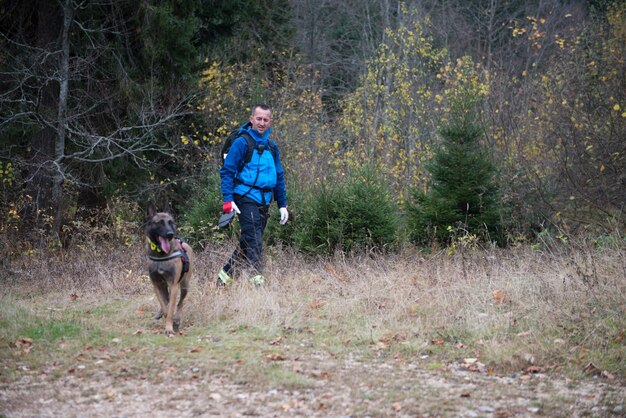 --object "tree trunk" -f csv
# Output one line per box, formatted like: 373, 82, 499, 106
24, 1, 61, 238
22, 1, 73, 241
51, 0, 74, 238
